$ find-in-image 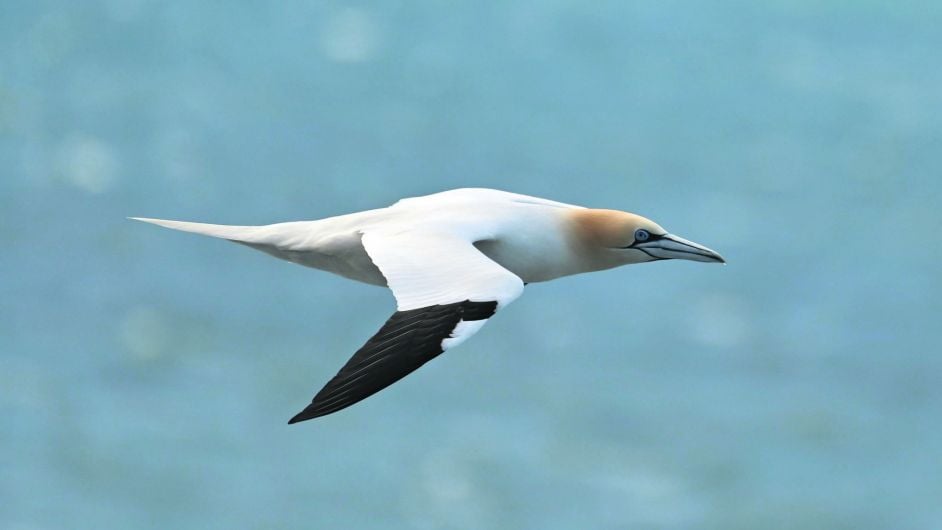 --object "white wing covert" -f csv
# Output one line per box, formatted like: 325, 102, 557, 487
288, 230, 524, 422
